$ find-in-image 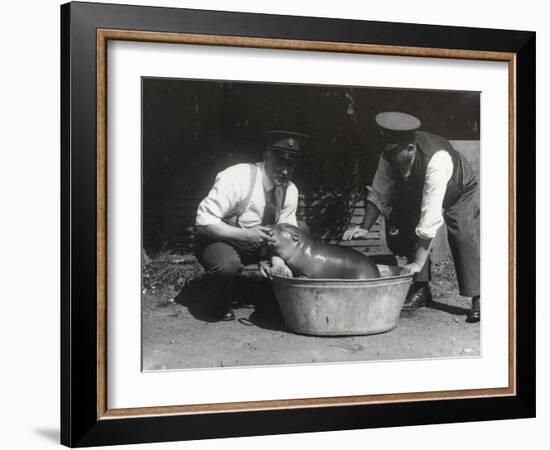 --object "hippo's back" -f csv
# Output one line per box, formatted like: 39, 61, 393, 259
298, 241, 380, 279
